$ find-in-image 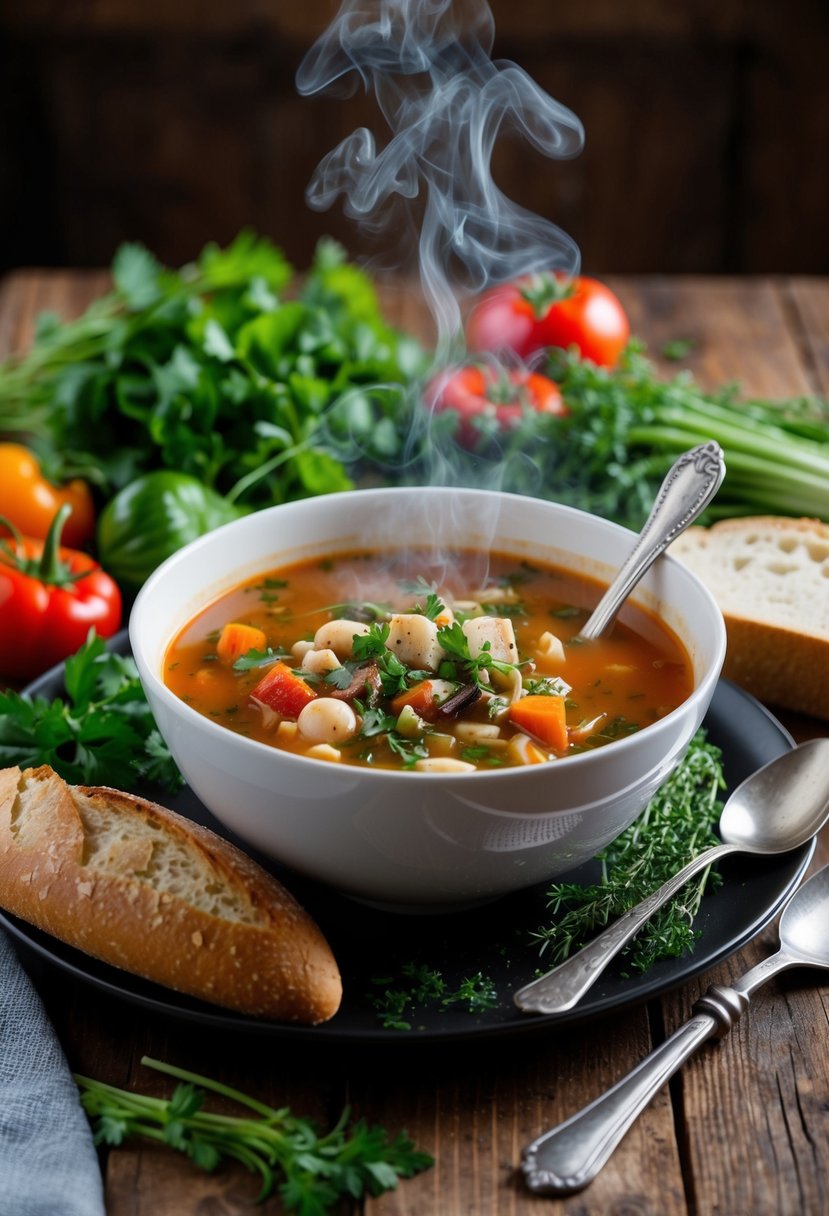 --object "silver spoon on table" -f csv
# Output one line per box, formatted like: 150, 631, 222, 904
515, 737, 829, 1015
577, 440, 725, 641
522, 860, 829, 1196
